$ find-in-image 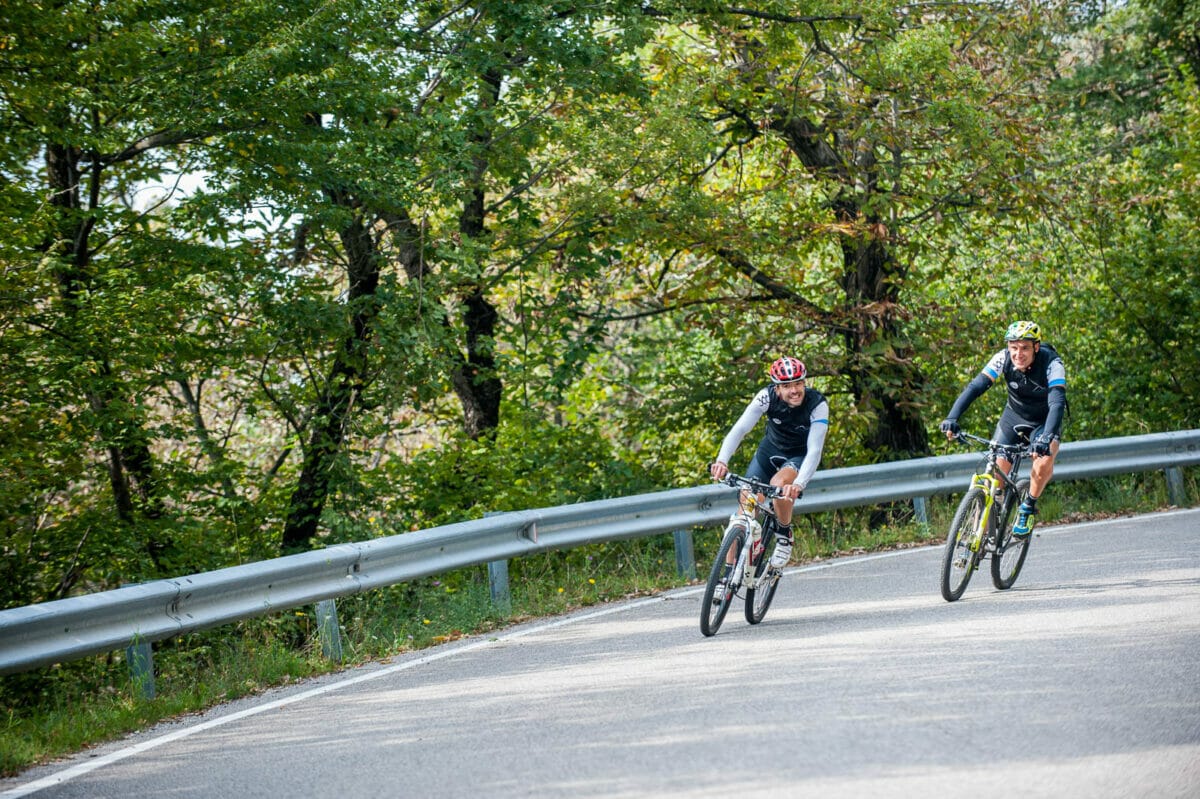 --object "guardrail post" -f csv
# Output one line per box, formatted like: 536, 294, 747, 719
673, 530, 697, 579
912, 496, 929, 525
1165, 467, 1186, 506
316, 599, 343, 663
488, 560, 511, 613
484, 512, 512, 613
126, 636, 155, 700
